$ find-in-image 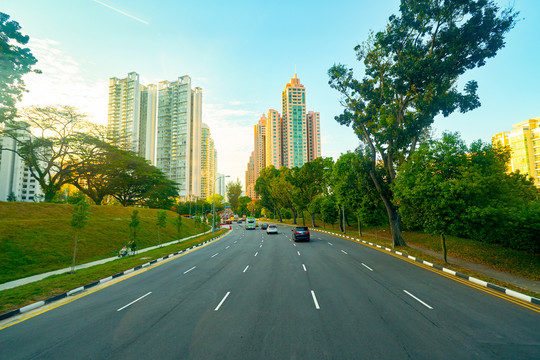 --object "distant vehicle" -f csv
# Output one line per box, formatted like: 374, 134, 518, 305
292, 226, 310, 242
266, 224, 278, 234
261, 223, 268, 230
246, 216, 256, 230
